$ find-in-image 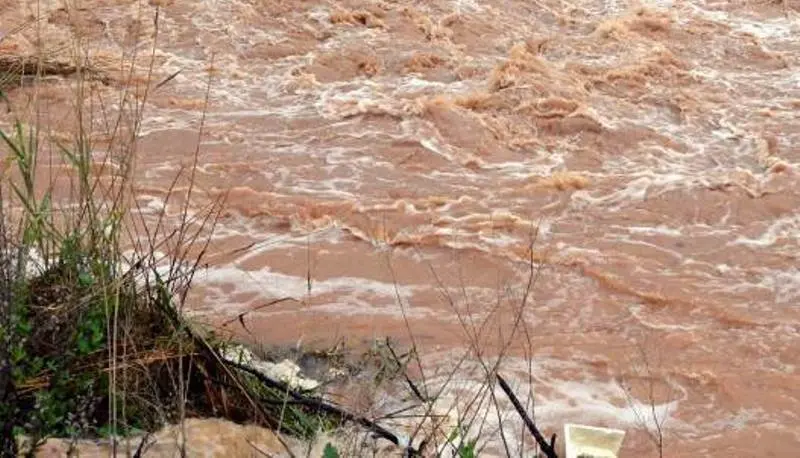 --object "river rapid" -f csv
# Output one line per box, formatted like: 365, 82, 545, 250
2, 0, 799, 456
